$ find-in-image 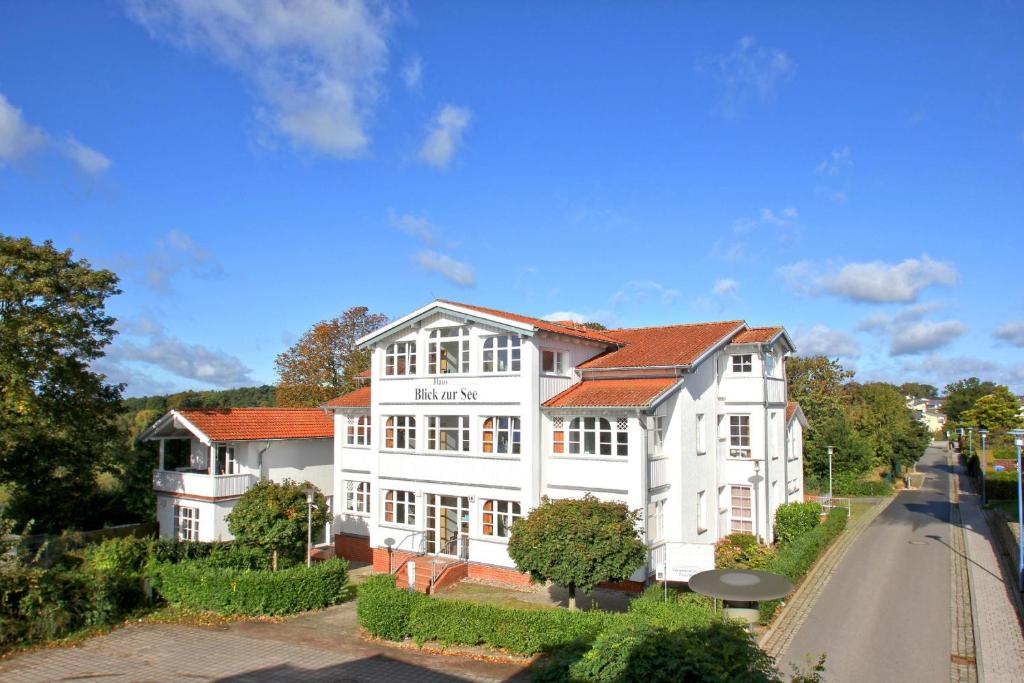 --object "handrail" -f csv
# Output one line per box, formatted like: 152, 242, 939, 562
389, 529, 427, 573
